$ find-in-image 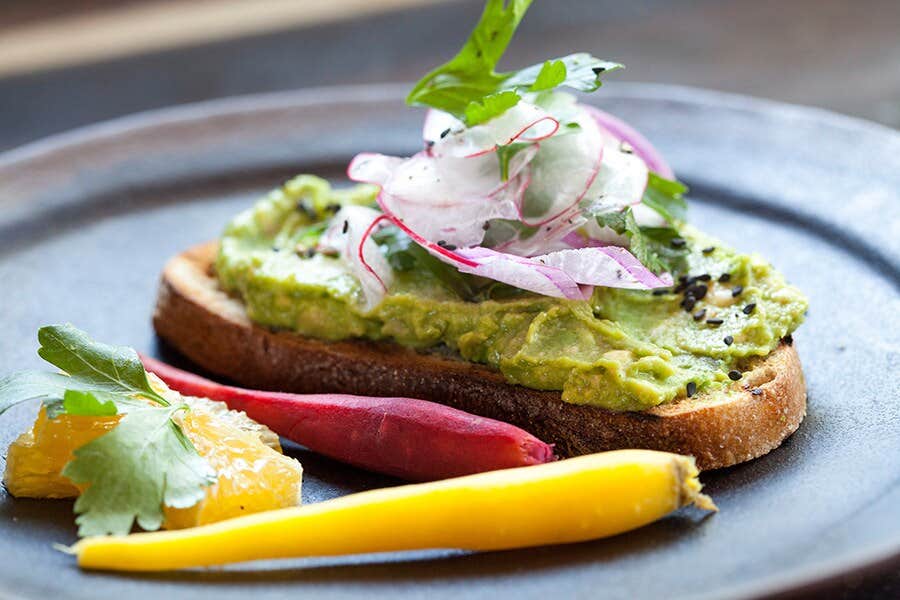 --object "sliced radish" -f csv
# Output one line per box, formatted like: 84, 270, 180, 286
349, 146, 537, 249
516, 109, 604, 227
426, 102, 559, 158
582, 105, 674, 178
318, 206, 393, 310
